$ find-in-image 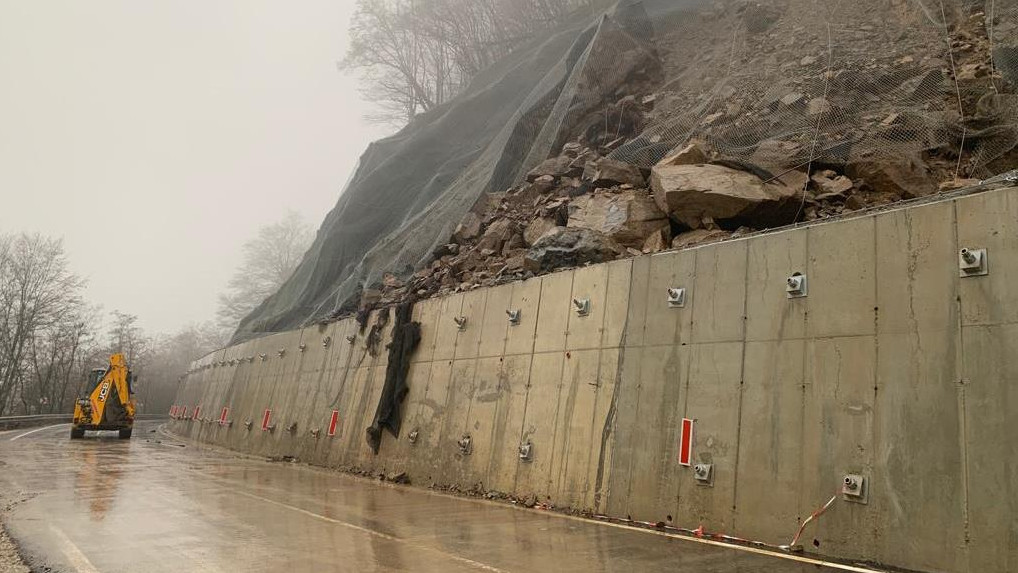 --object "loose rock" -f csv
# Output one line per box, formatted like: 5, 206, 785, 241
591, 158, 646, 188
524, 228, 625, 273
568, 188, 670, 249
651, 163, 801, 228
846, 156, 937, 198
657, 141, 710, 167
